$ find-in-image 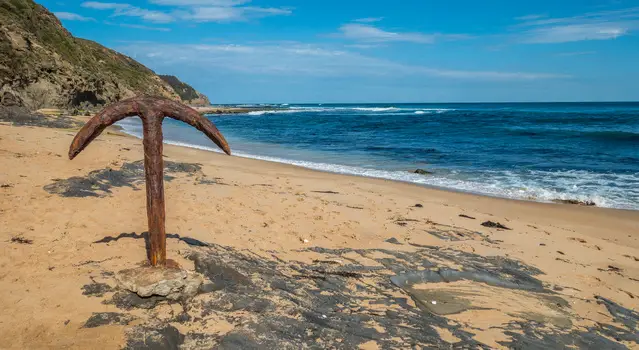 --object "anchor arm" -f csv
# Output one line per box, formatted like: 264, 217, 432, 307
160, 99, 232, 156
68, 99, 140, 160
